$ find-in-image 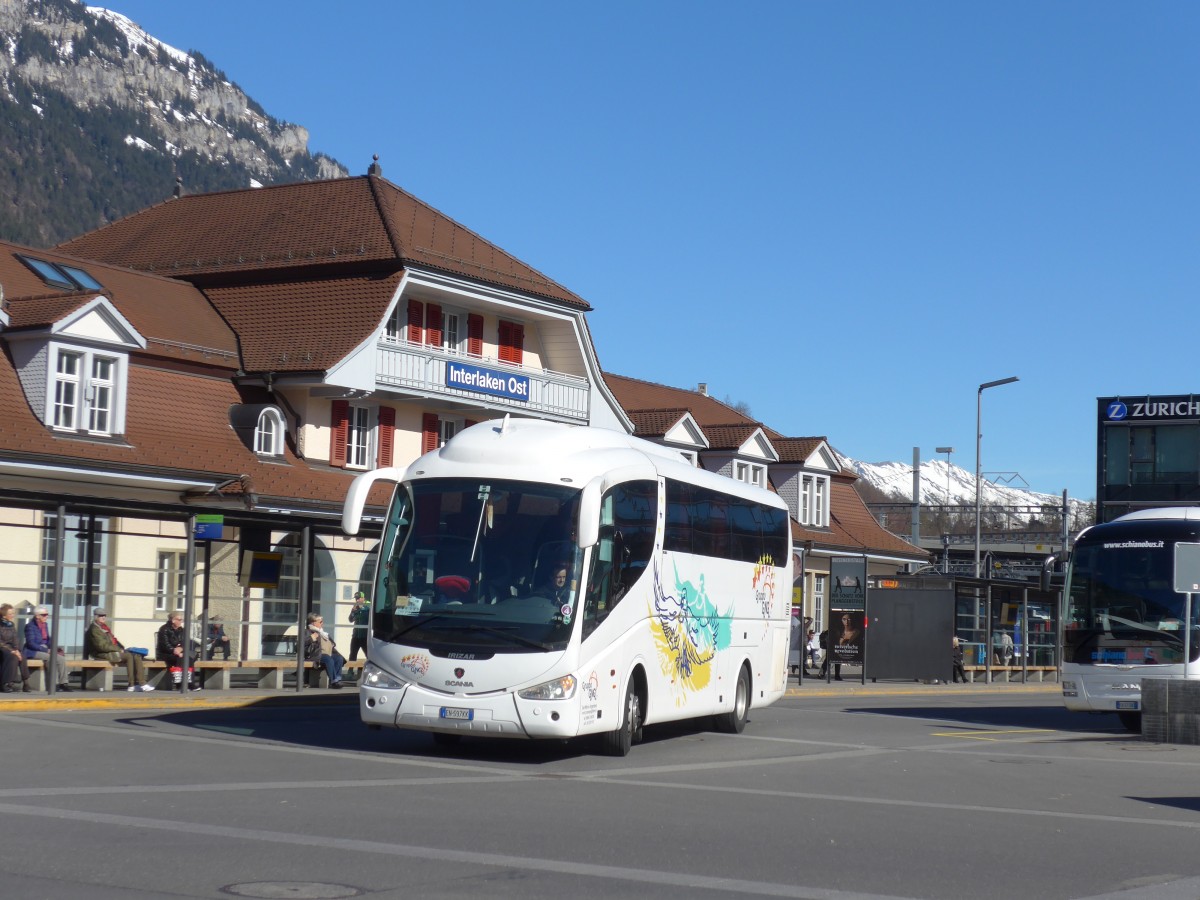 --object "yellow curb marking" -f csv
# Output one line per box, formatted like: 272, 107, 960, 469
930, 728, 1054, 741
